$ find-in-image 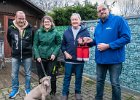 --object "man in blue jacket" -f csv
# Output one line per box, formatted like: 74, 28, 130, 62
84, 4, 131, 100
